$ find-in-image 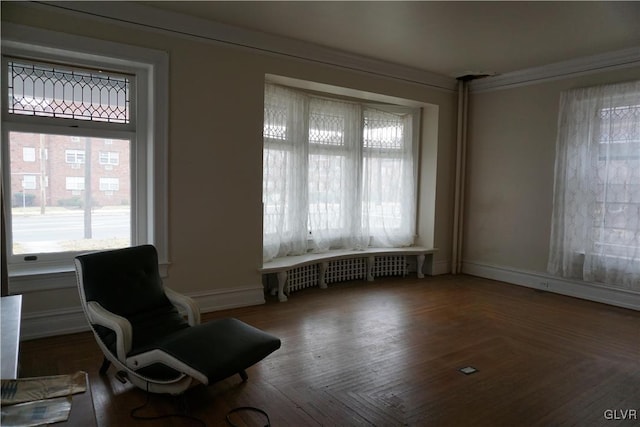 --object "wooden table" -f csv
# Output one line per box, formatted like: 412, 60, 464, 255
1, 295, 97, 426
62, 376, 98, 427
1, 295, 22, 379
